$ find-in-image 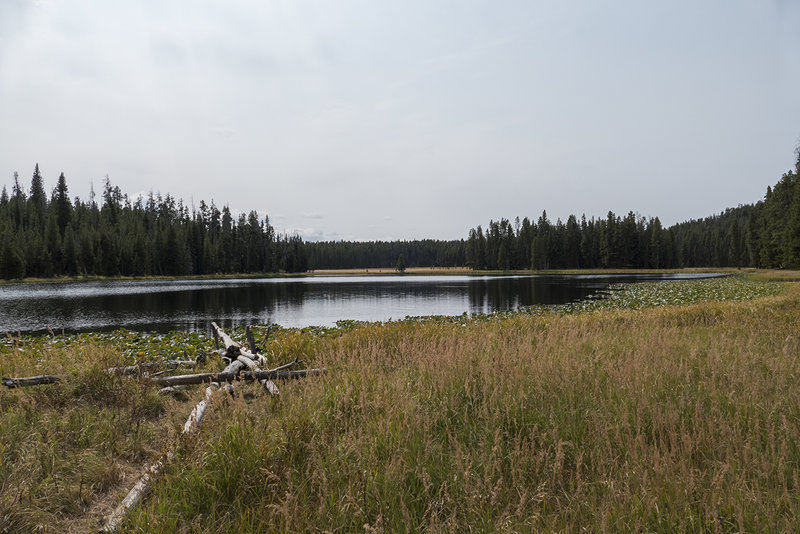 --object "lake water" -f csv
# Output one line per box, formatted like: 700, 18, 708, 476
0, 273, 722, 334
